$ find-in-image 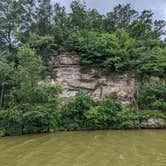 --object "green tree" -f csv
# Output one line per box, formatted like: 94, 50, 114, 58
27, 34, 55, 62
0, 51, 15, 107
35, 0, 52, 35
0, 0, 23, 51
154, 20, 166, 38
104, 4, 138, 31
9, 45, 43, 105
129, 10, 154, 39
70, 0, 88, 29
18, 0, 37, 43
87, 9, 103, 31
